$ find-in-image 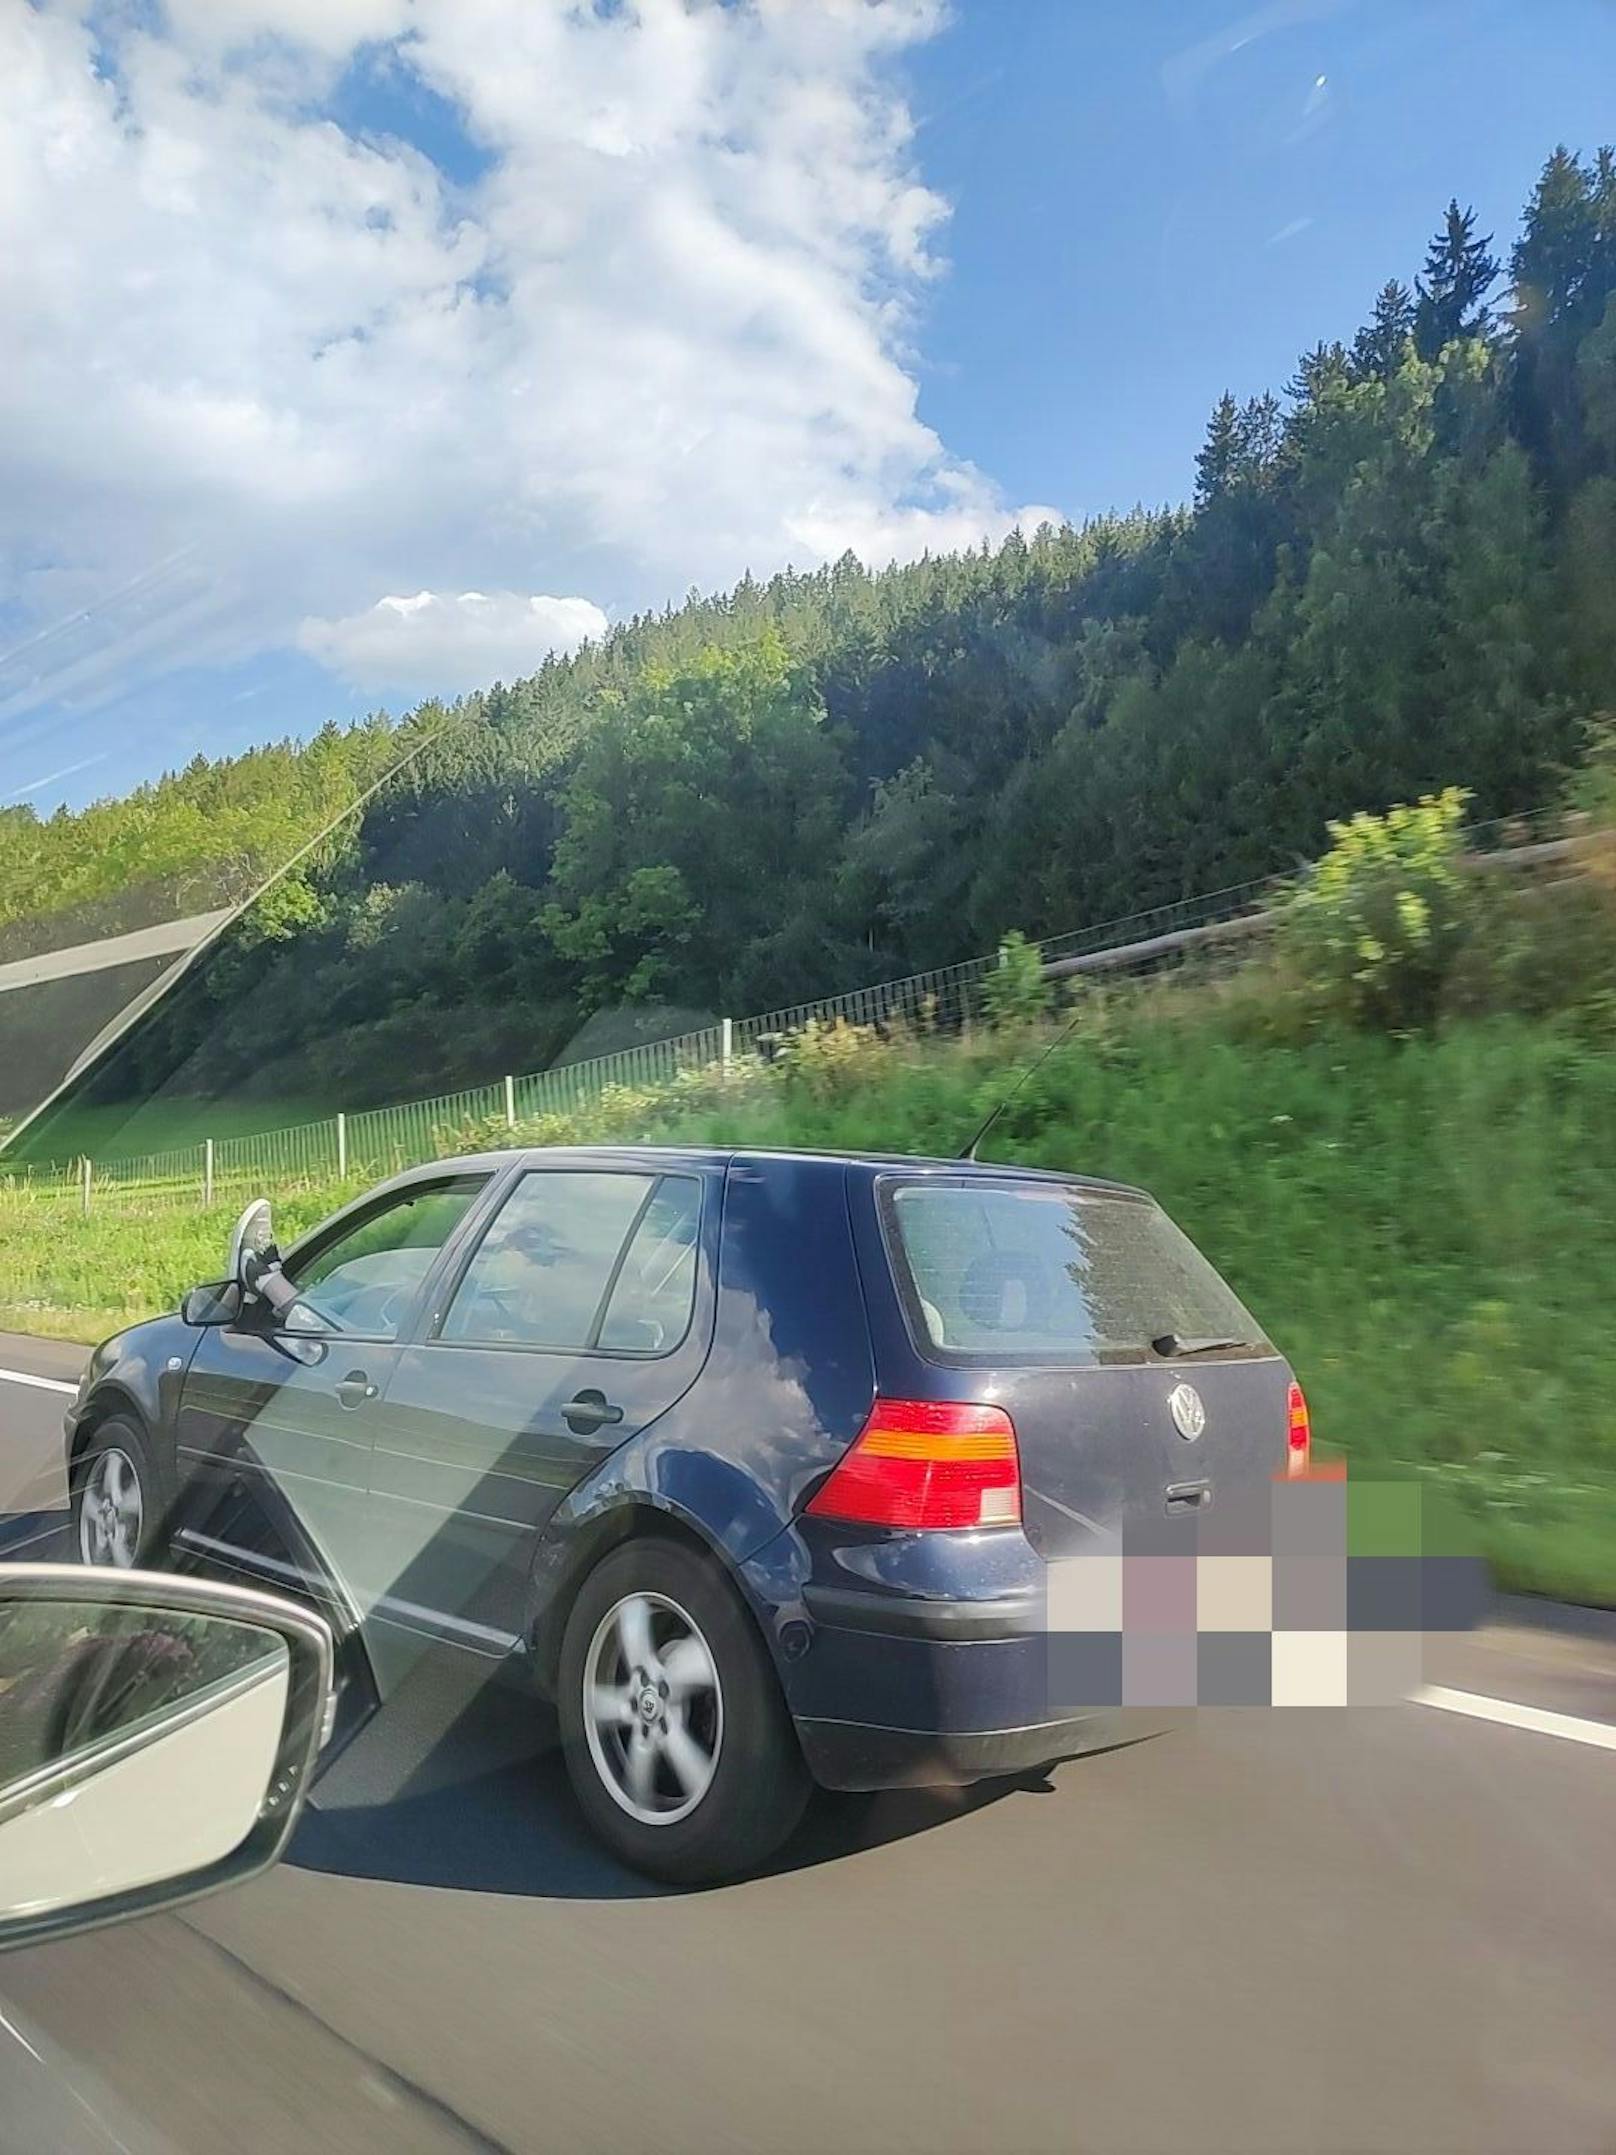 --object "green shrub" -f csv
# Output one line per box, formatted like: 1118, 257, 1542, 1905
1569, 714, 1616, 828
776, 1017, 892, 1102
1566, 716, 1616, 900
1279, 790, 1476, 1030
1444, 872, 1616, 1027
982, 930, 1052, 1028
